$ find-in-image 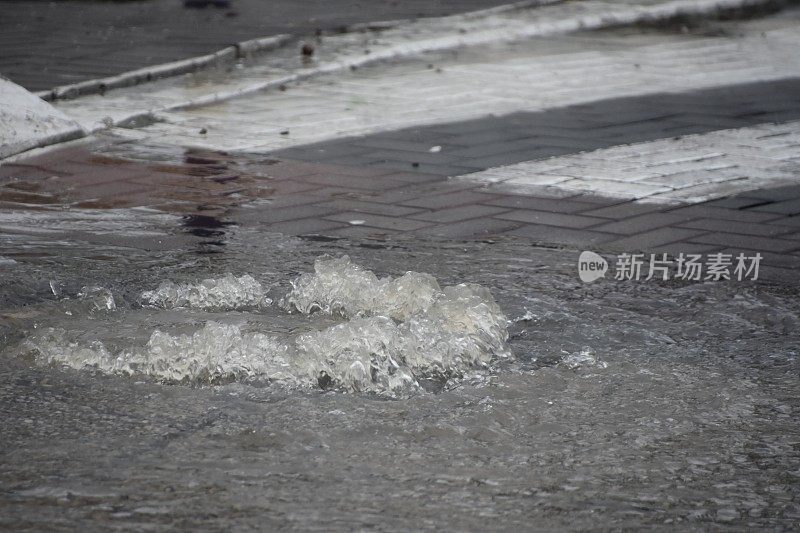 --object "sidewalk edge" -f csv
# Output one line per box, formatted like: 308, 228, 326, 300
36, 34, 292, 102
